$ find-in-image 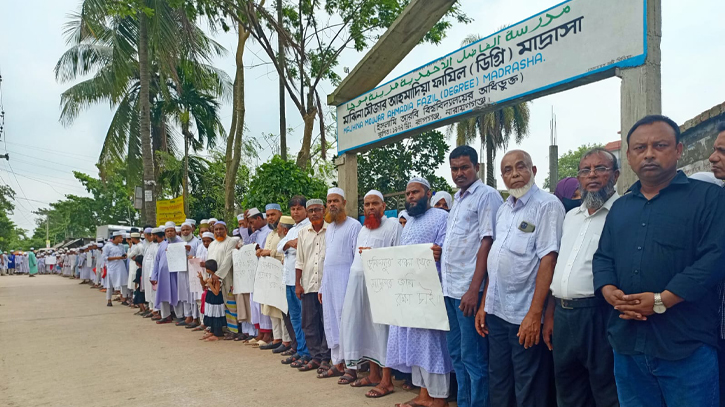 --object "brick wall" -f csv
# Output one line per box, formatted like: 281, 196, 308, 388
678, 102, 725, 175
